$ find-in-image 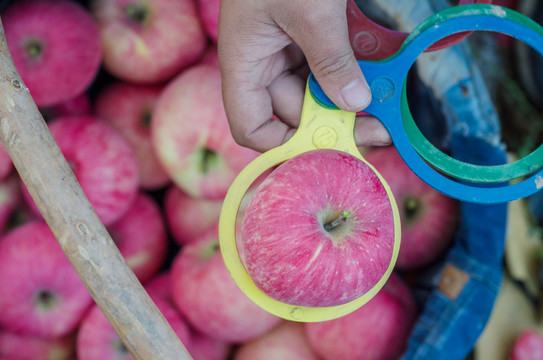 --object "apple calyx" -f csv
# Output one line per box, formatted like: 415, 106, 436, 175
198, 148, 219, 174
323, 210, 351, 232
125, 4, 149, 25
35, 290, 57, 311
403, 196, 422, 224
200, 240, 220, 261
140, 108, 152, 129
24, 39, 43, 60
